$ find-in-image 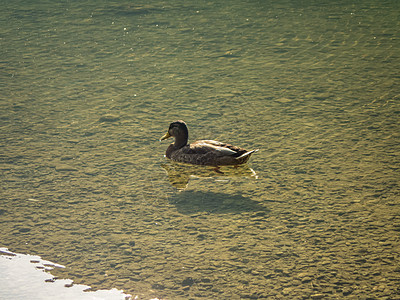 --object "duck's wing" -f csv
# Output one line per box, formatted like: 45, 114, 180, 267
188, 140, 238, 156
199, 140, 226, 147
170, 140, 257, 166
